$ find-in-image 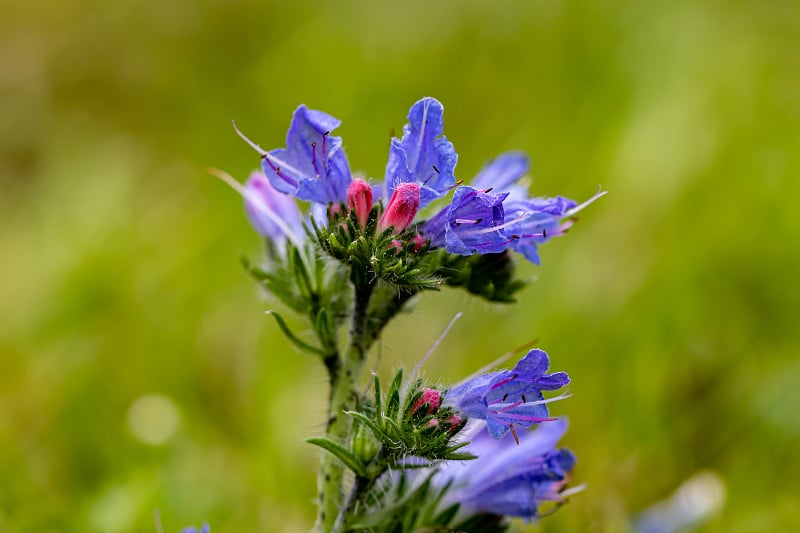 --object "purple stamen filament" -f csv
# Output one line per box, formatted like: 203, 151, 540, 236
310, 142, 320, 178
490, 374, 518, 390
263, 155, 299, 187
321, 132, 329, 172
